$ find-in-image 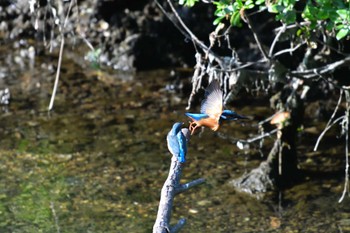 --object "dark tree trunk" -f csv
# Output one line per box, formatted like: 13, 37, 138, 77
231, 89, 303, 196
